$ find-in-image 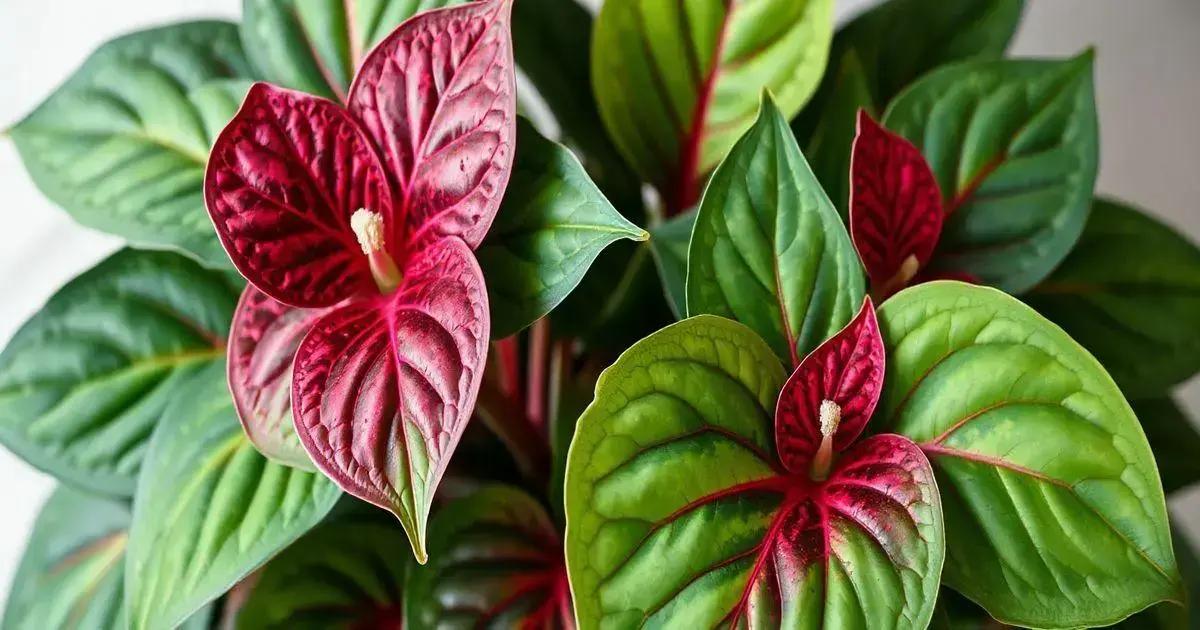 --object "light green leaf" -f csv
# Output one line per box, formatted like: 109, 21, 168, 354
0, 249, 239, 496
10, 23, 254, 268
479, 120, 647, 338
1026, 198, 1200, 398
592, 0, 833, 212
882, 52, 1099, 293
233, 518, 409, 629
687, 96, 864, 366
648, 209, 696, 319
126, 363, 341, 630
1, 486, 212, 630
877, 281, 1181, 627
